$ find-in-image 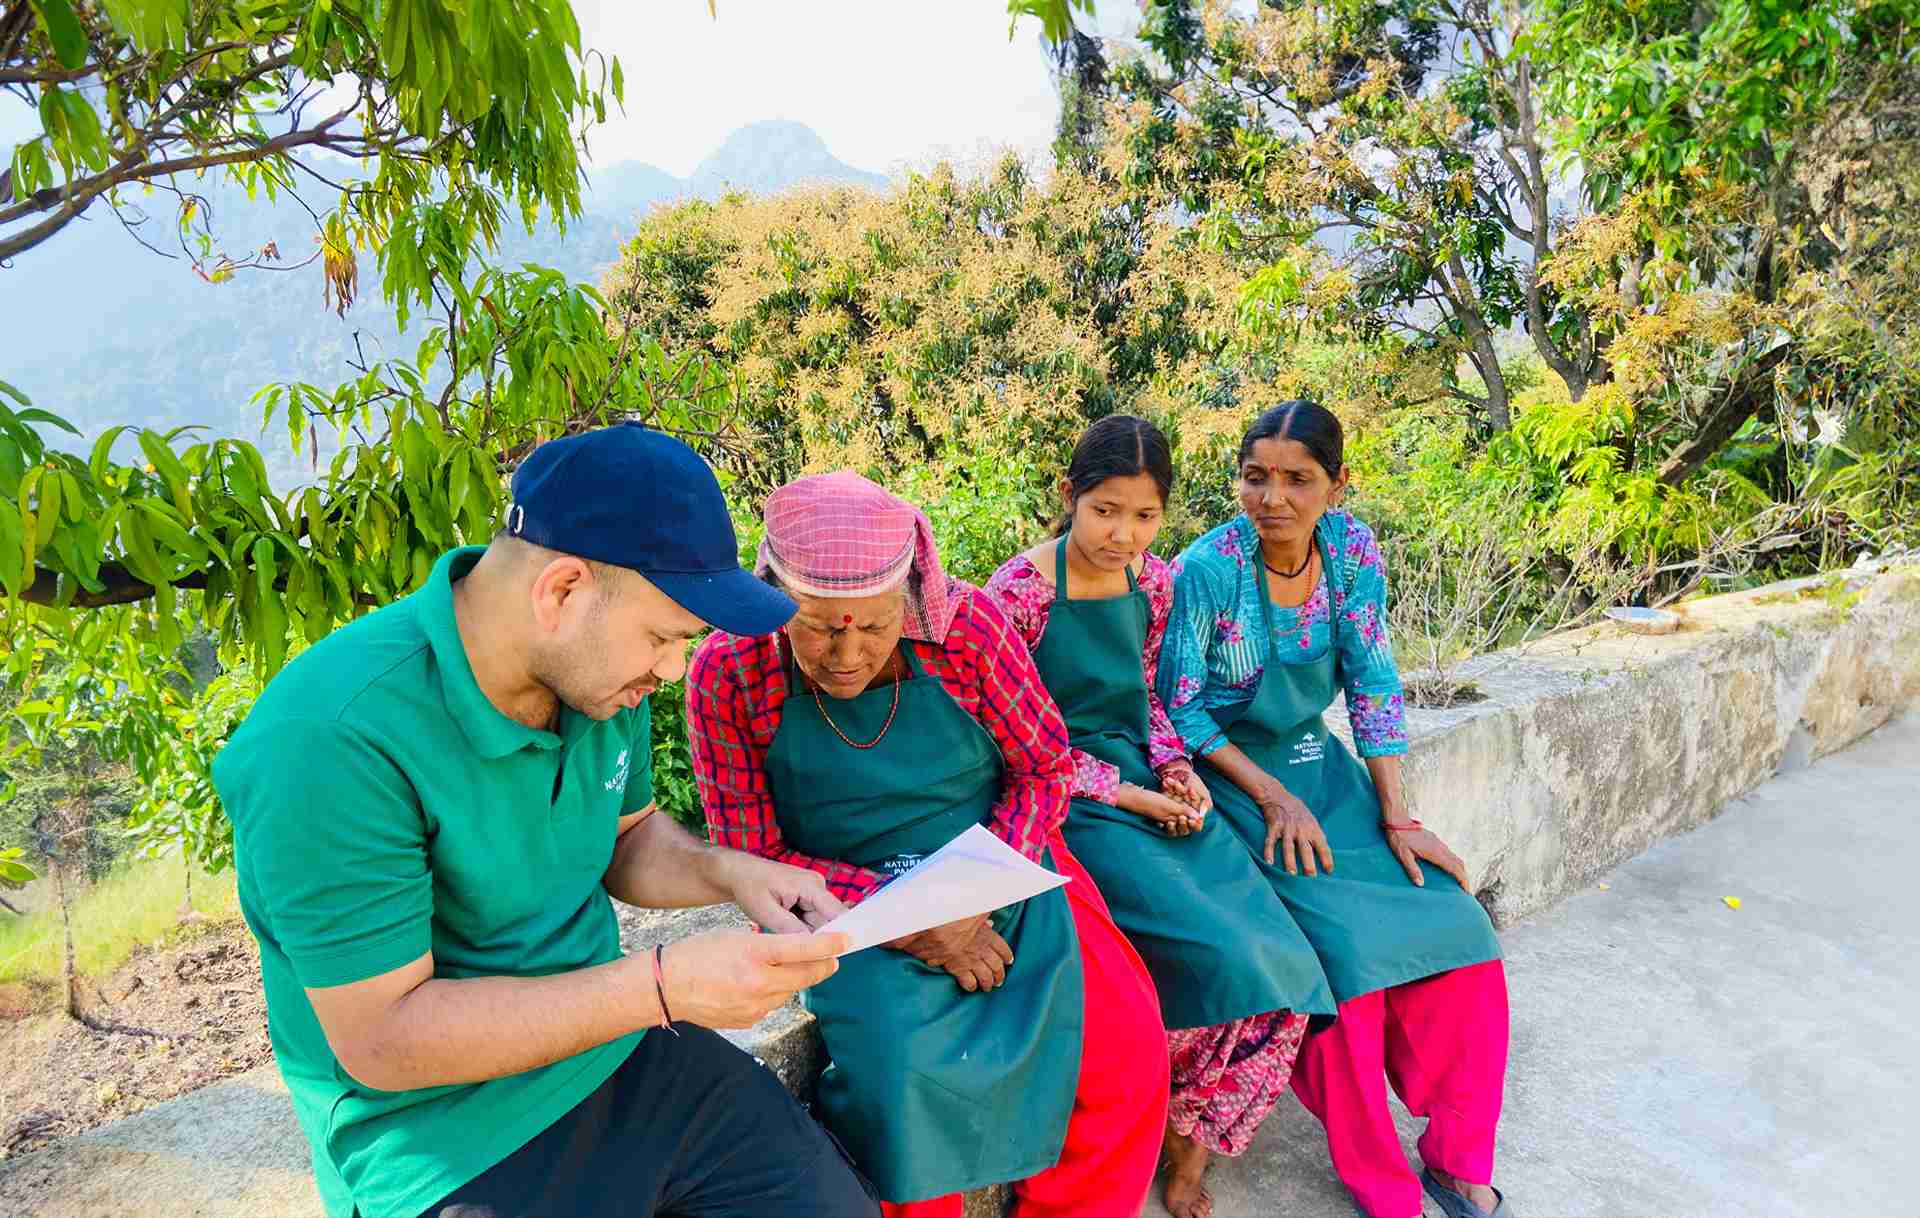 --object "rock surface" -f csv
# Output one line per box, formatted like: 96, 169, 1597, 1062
1394, 562, 1920, 925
